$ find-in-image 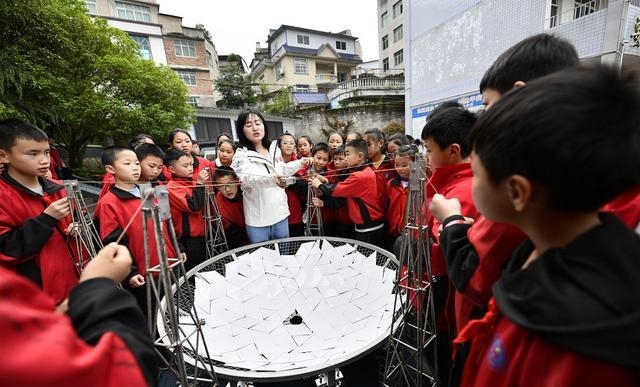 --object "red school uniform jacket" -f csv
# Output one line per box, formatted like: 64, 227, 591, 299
162, 155, 213, 182
386, 176, 409, 237
0, 173, 78, 304
0, 266, 155, 387
94, 186, 177, 277
456, 213, 640, 387
216, 191, 246, 231
439, 215, 527, 332
318, 165, 384, 228
427, 163, 478, 277
167, 179, 206, 238
370, 155, 397, 211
